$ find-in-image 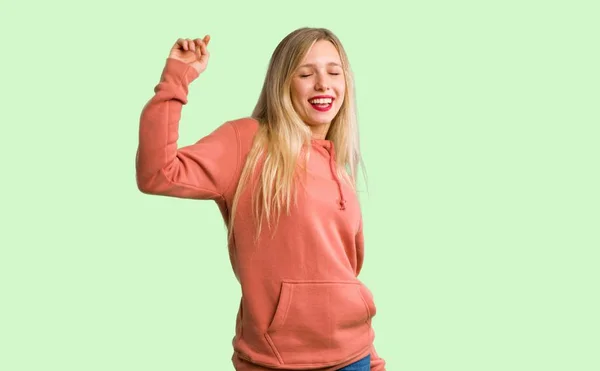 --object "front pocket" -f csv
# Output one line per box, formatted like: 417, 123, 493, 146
265, 280, 374, 366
